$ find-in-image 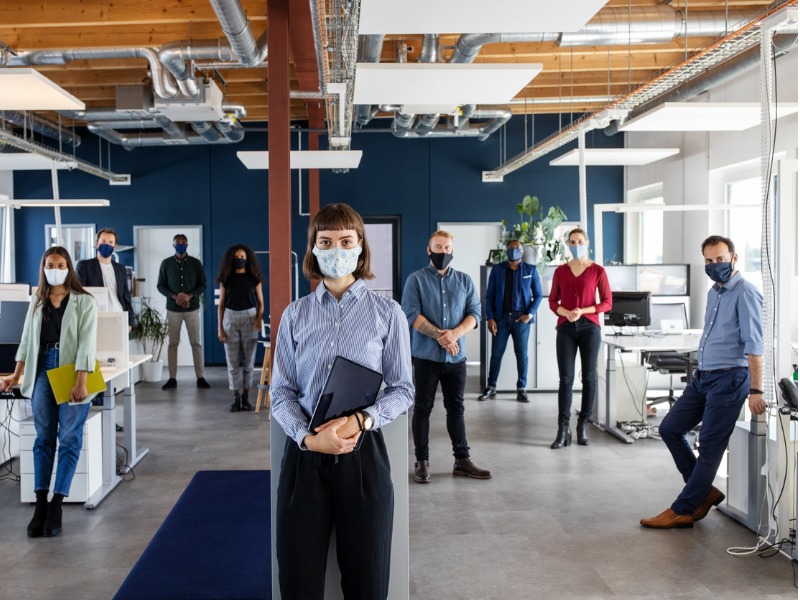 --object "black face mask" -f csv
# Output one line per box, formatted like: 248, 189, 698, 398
429, 251, 454, 271
233, 258, 247, 270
